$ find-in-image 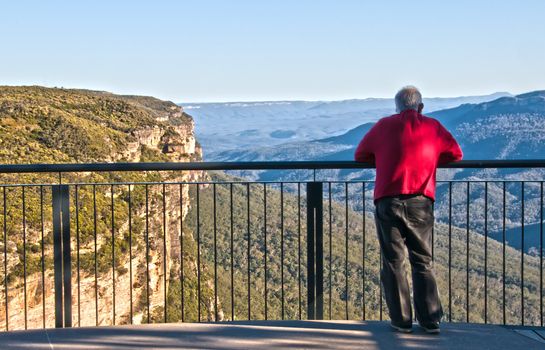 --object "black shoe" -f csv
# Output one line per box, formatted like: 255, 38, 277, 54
419, 322, 440, 334
390, 322, 413, 333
